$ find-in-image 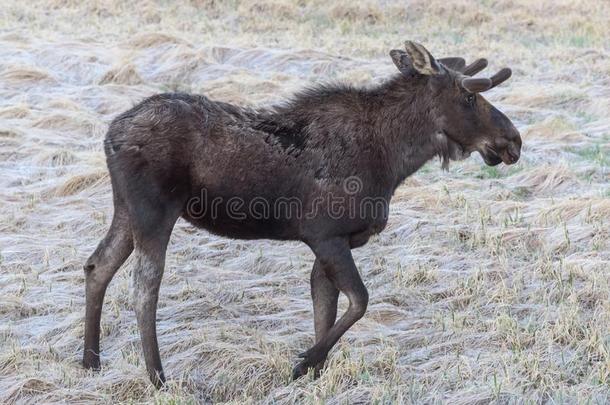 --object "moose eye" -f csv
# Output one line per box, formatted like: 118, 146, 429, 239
466, 94, 476, 106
